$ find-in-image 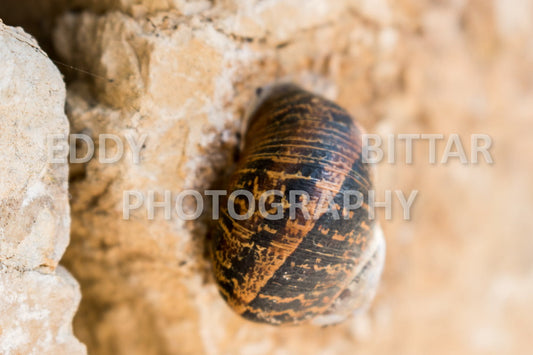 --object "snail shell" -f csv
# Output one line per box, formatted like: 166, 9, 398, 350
212, 84, 385, 325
